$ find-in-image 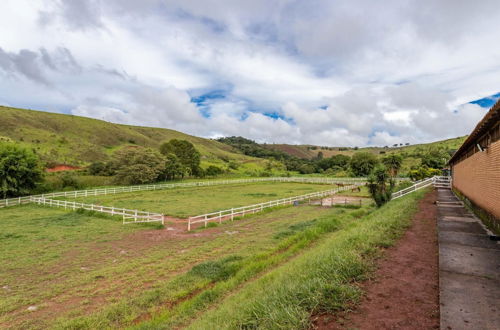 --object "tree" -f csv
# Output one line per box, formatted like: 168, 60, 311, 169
349, 152, 379, 177
317, 154, 351, 171
421, 148, 448, 169
0, 143, 43, 198
163, 153, 185, 180
367, 164, 394, 207
87, 161, 106, 175
382, 154, 403, 177
298, 164, 315, 174
160, 139, 200, 176
409, 167, 442, 181
113, 147, 164, 184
